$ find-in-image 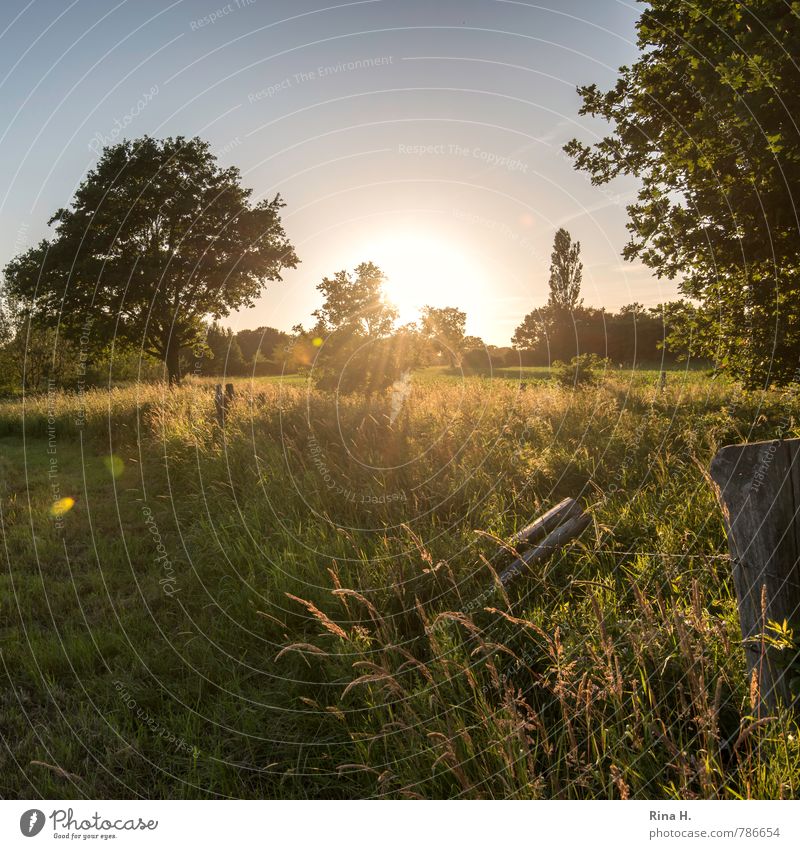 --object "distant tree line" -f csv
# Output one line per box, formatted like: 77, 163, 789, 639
188, 323, 291, 378
508, 228, 695, 367
0, 221, 700, 396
